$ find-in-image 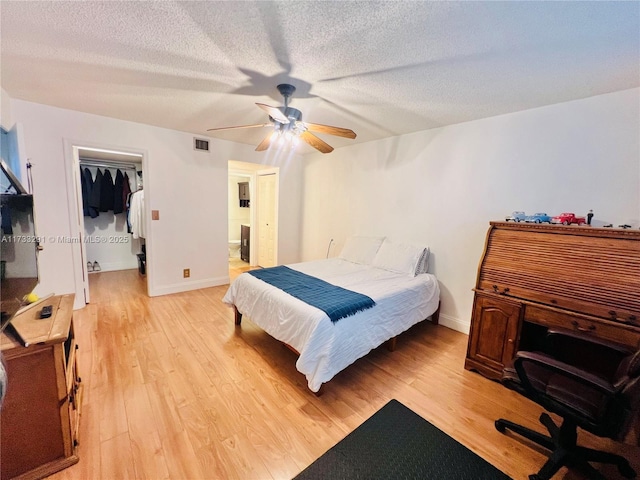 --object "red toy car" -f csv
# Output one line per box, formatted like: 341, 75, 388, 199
551, 212, 586, 225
